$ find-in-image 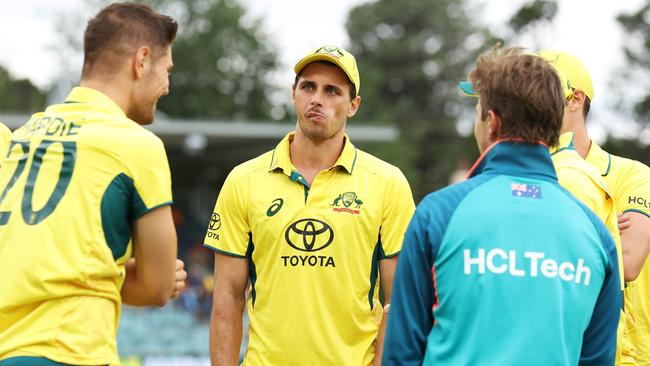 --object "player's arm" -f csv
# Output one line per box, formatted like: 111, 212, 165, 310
375, 171, 416, 366
382, 210, 435, 366
620, 212, 650, 281
580, 225, 622, 365
204, 169, 250, 365
373, 256, 398, 366
121, 205, 178, 306
210, 252, 249, 366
